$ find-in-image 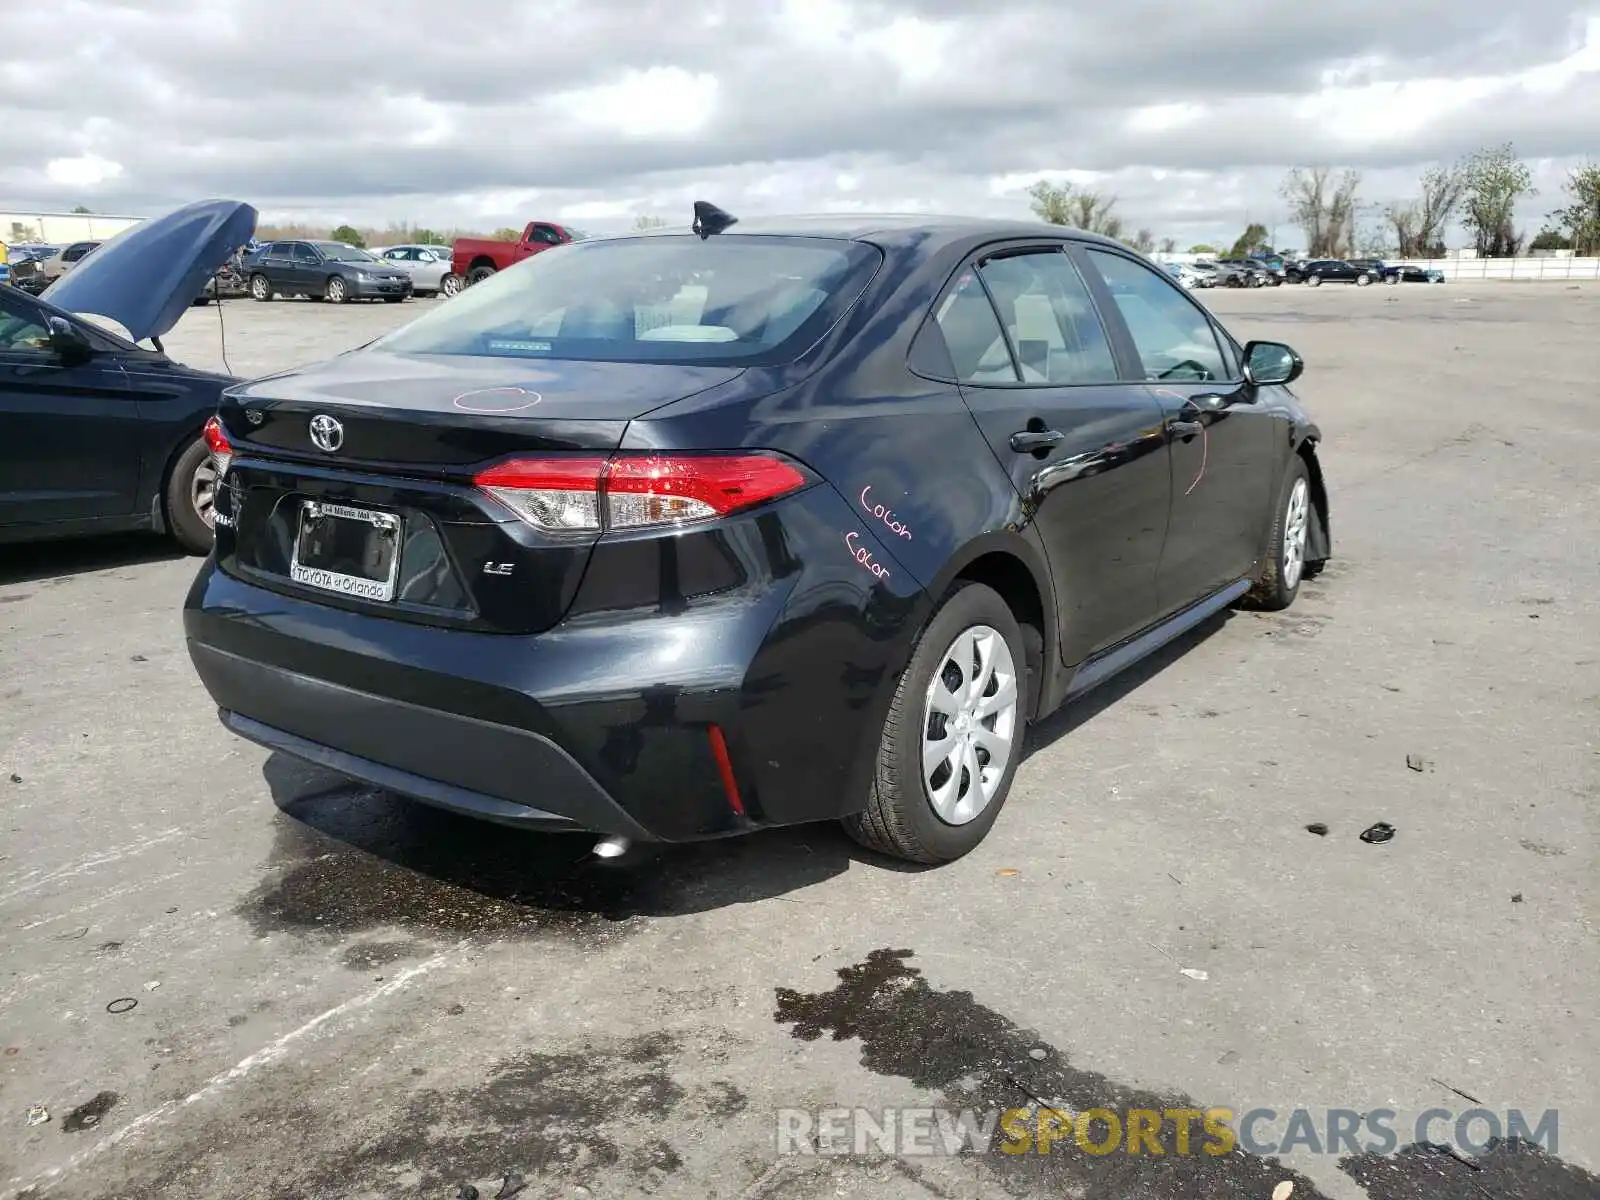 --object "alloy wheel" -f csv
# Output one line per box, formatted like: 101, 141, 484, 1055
921, 625, 1020, 826
250, 275, 269, 300
192, 459, 217, 528
1282, 477, 1310, 590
